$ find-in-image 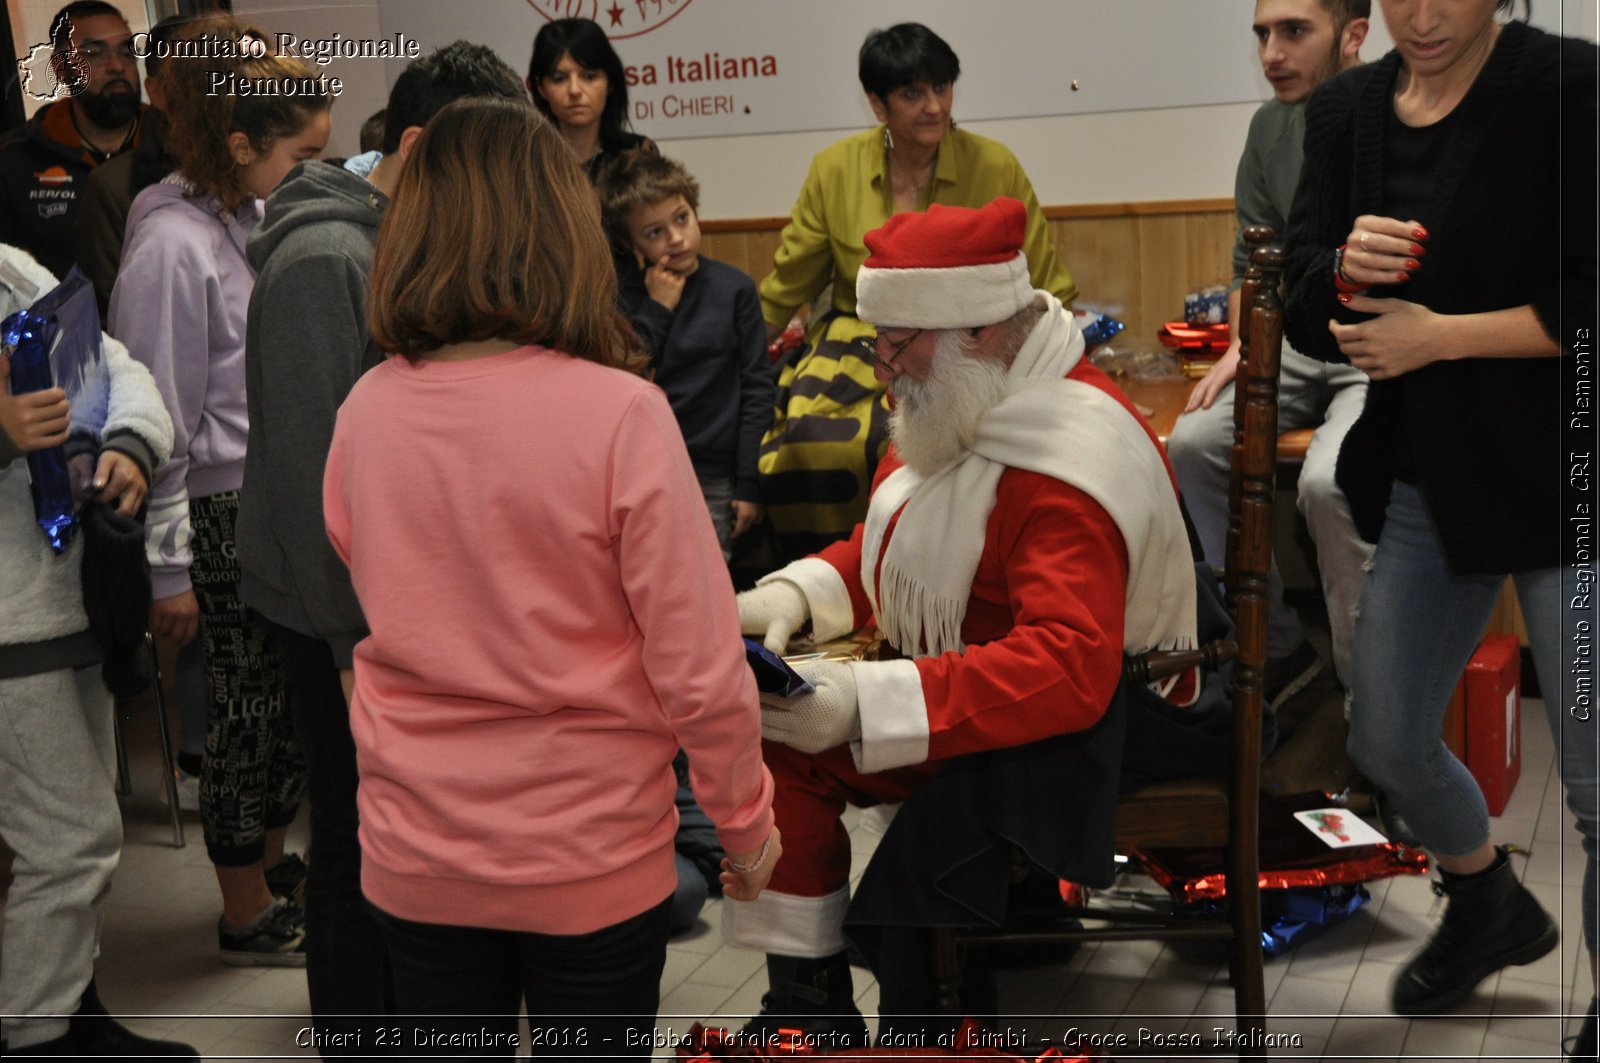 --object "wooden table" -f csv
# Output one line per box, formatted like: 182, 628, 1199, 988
1114, 375, 1314, 462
